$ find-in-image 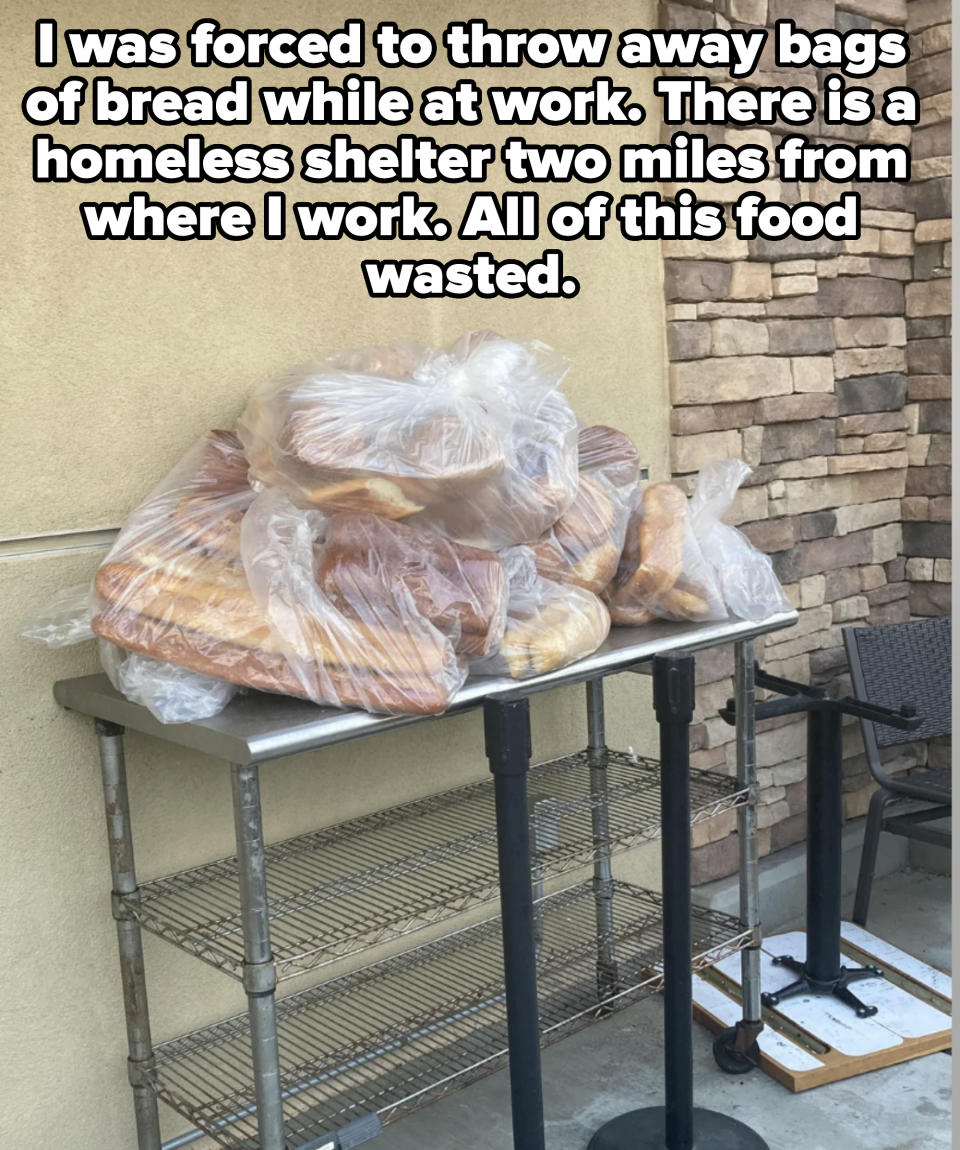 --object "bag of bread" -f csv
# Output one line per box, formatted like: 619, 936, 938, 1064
237, 330, 580, 548
81, 430, 483, 718
532, 424, 641, 594
689, 459, 792, 622
606, 460, 788, 626
471, 547, 610, 679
